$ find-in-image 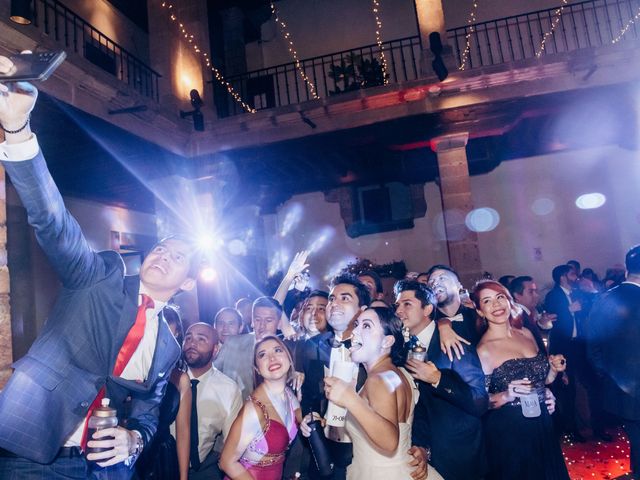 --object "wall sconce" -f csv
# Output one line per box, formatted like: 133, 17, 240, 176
10, 0, 33, 25
180, 89, 204, 132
